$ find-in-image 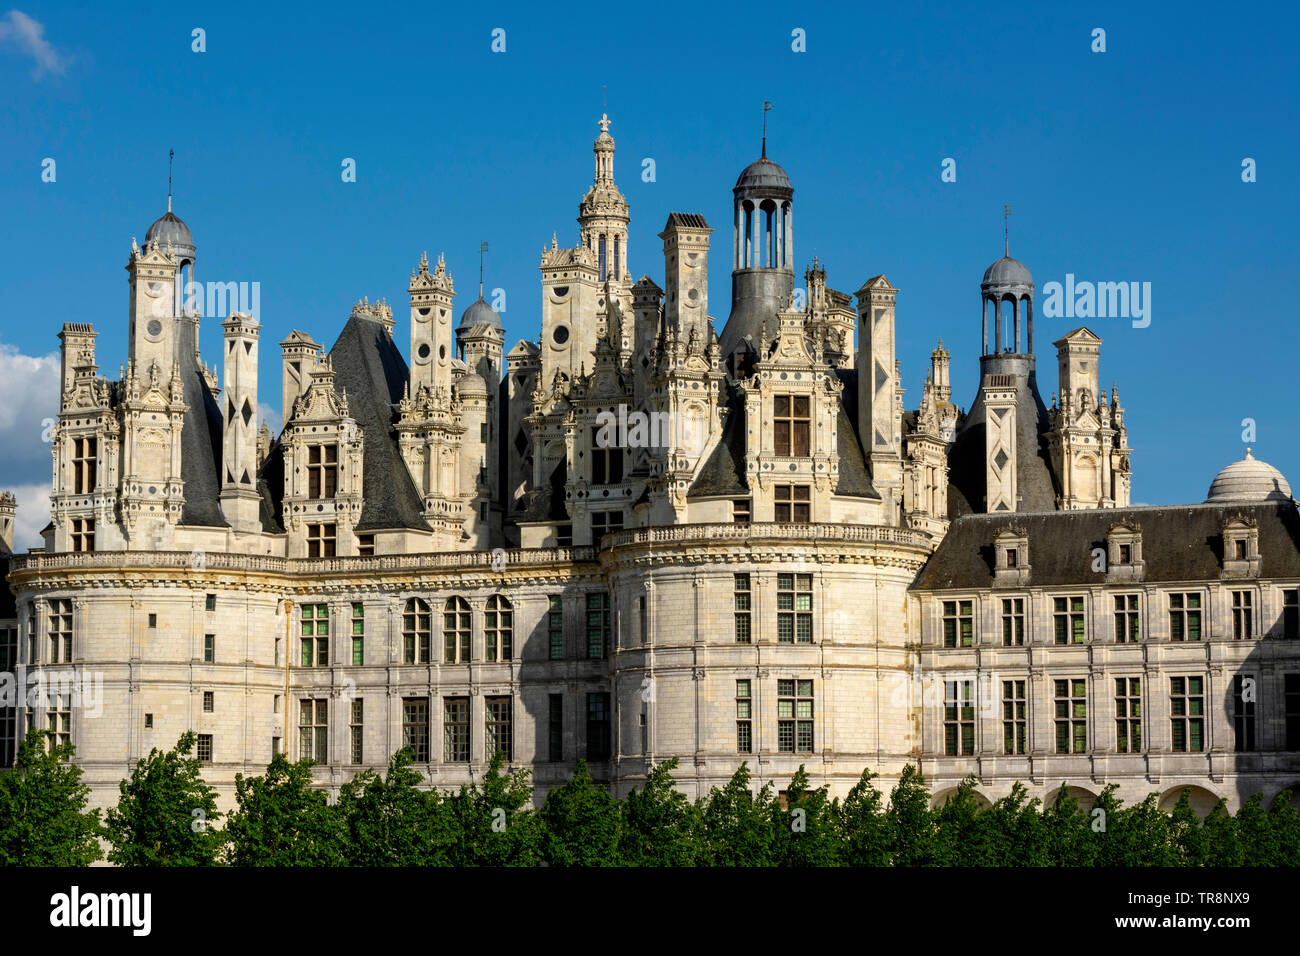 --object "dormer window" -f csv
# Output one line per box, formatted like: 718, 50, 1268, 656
307, 444, 338, 499
1222, 514, 1261, 579
993, 527, 1031, 587
774, 395, 811, 457
1106, 522, 1144, 584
